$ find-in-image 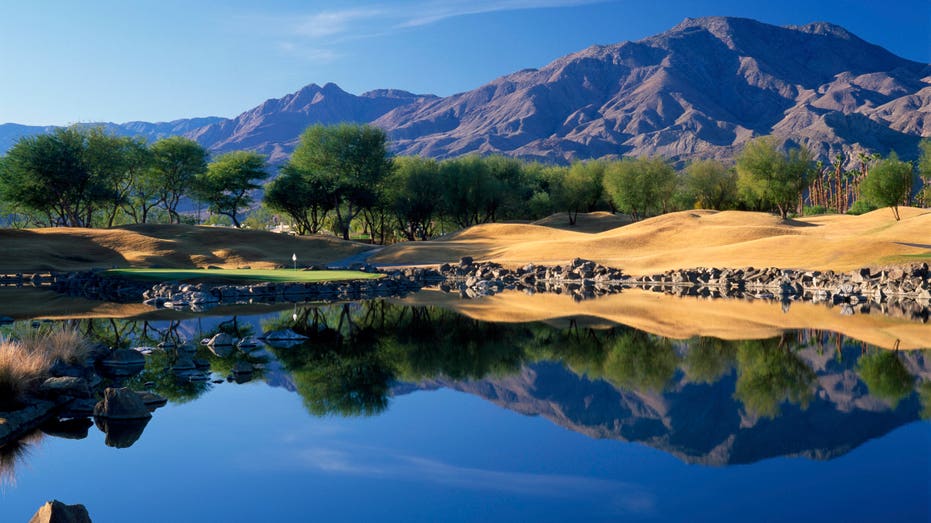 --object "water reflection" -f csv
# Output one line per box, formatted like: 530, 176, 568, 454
2, 300, 930, 478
